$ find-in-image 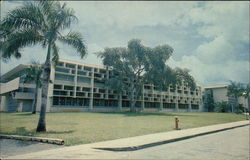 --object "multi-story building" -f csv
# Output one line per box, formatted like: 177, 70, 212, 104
0, 59, 203, 112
